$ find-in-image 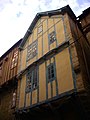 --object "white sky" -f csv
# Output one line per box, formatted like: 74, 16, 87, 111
0, 0, 90, 57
